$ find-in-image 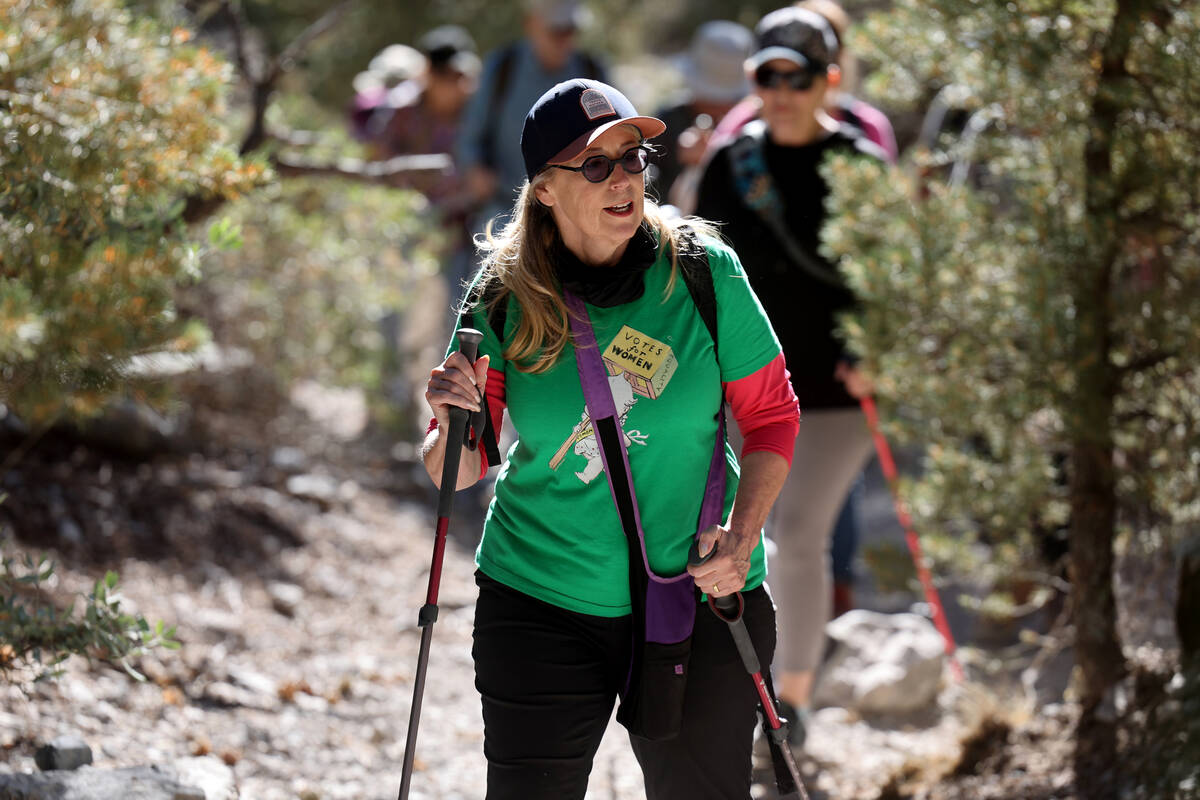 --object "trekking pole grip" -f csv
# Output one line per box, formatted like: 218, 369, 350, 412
436, 328, 483, 518
686, 542, 761, 683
